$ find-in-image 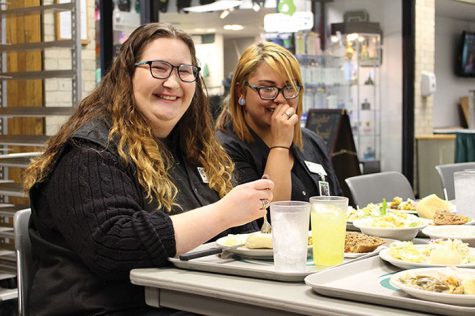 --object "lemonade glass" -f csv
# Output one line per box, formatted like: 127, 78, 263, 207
310, 196, 348, 266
